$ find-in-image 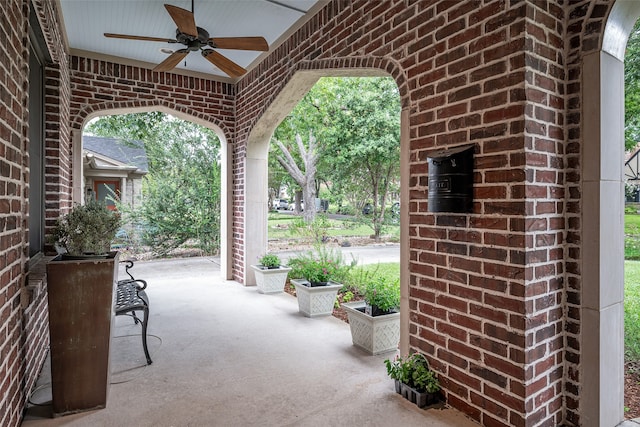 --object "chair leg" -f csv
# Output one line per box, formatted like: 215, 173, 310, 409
141, 306, 152, 365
